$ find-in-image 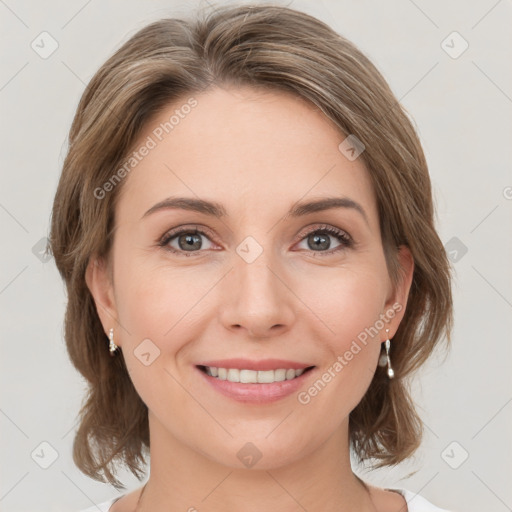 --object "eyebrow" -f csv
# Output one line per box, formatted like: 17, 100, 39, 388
141, 196, 369, 225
